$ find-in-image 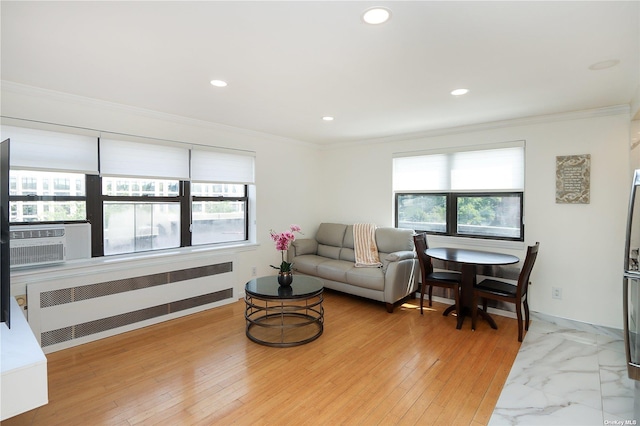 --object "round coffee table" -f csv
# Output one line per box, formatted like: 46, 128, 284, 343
244, 275, 324, 347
